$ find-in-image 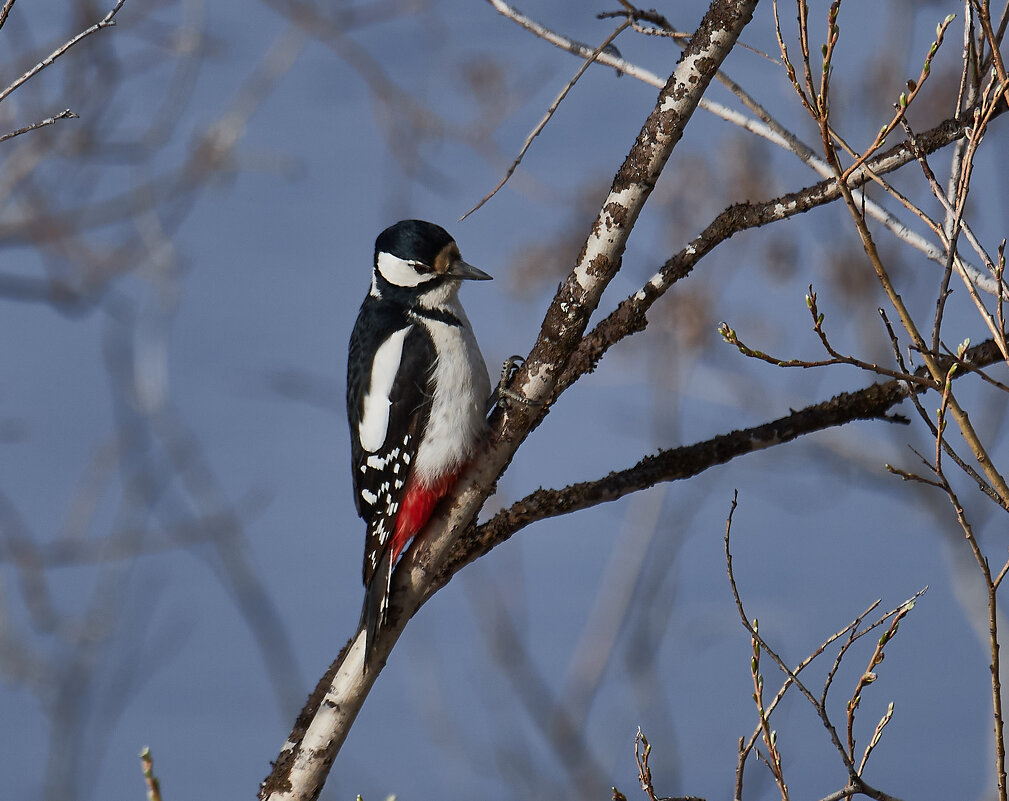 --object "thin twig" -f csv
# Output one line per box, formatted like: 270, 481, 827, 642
727, 491, 925, 798
140, 747, 163, 801
925, 454, 1007, 800
820, 589, 928, 729
858, 702, 894, 775
750, 619, 789, 799
491, 0, 1002, 297
0, 0, 128, 106
725, 494, 854, 772
845, 603, 915, 769
898, 117, 1009, 361
0, 109, 77, 144
635, 729, 659, 801
0, 0, 17, 31
719, 285, 937, 388
460, 19, 631, 221
813, 17, 1009, 509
